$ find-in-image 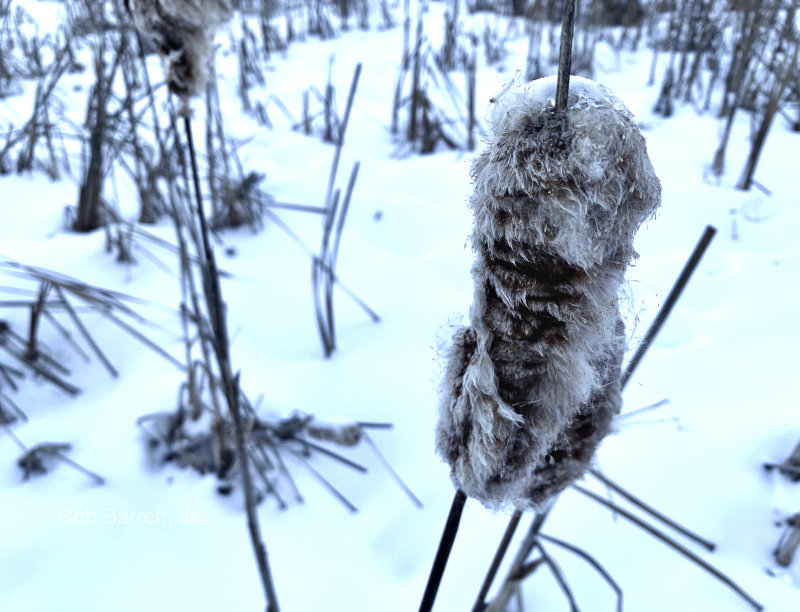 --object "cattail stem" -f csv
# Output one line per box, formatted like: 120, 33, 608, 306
622, 225, 717, 389
472, 509, 522, 611
485, 509, 552, 612
419, 489, 468, 612
555, 0, 577, 114
183, 113, 281, 612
